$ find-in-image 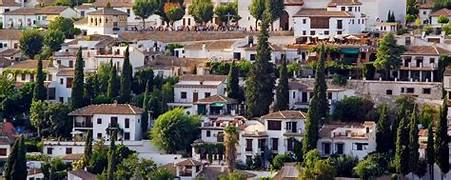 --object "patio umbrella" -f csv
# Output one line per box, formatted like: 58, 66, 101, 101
346, 35, 360, 40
